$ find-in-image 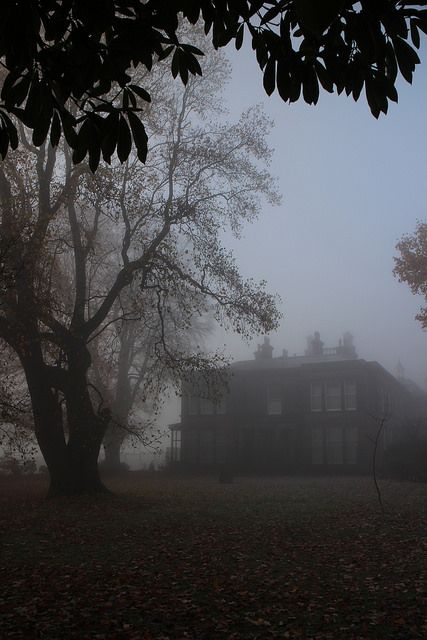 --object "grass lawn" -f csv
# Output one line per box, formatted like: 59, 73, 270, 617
0, 473, 426, 639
